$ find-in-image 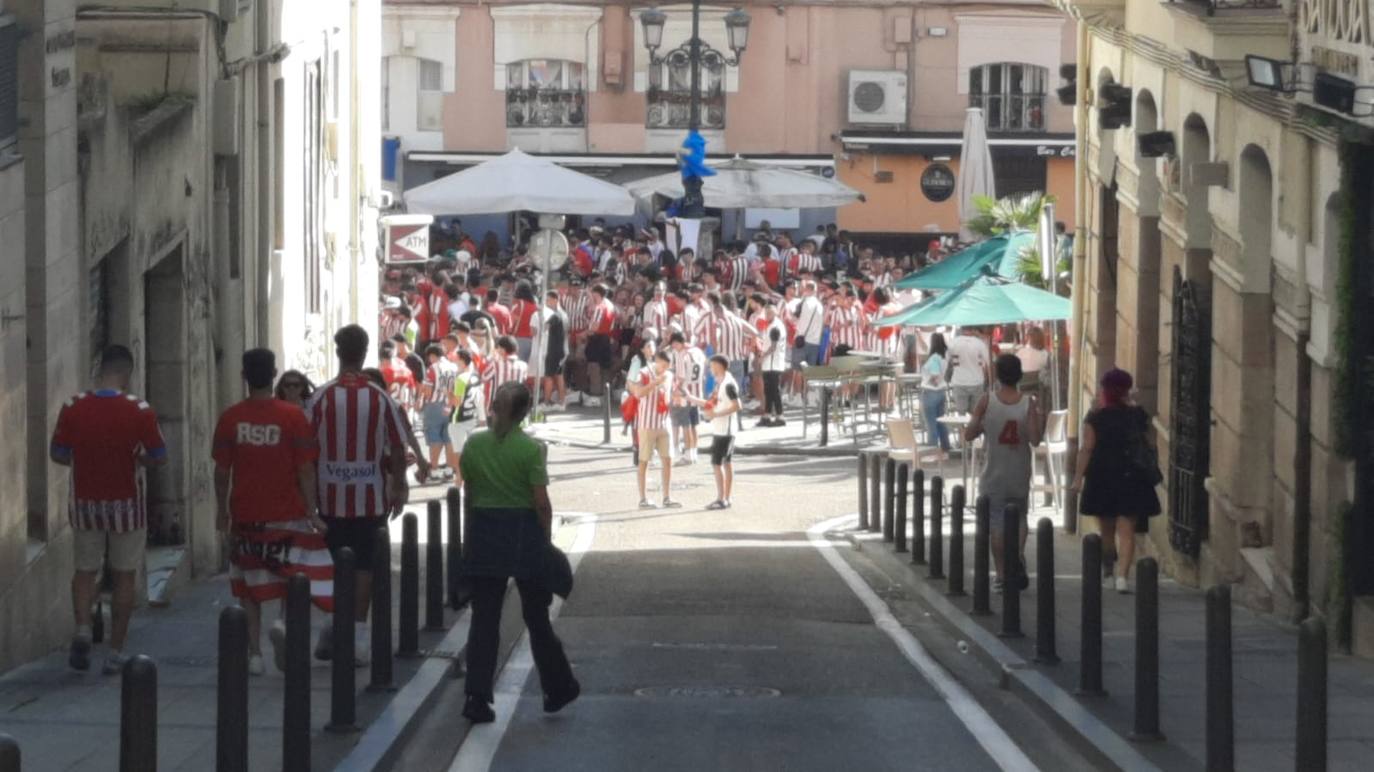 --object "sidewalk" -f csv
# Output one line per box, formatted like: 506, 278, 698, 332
852, 488, 1374, 772
0, 491, 466, 772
